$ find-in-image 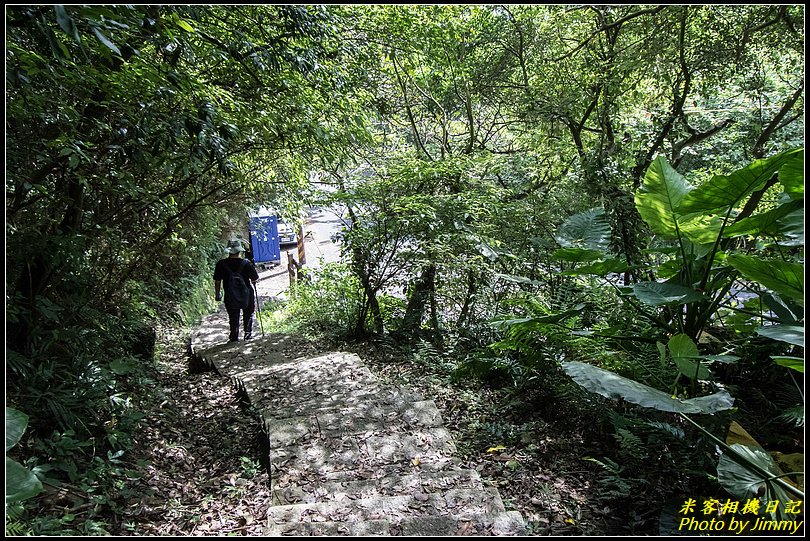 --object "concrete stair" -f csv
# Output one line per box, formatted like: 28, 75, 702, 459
190, 306, 525, 536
